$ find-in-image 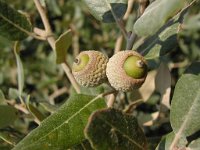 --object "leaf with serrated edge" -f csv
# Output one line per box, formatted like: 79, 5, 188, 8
82, 0, 127, 23
170, 74, 200, 148
55, 30, 72, 64
0, 0, 32, 40
13, 94, 106, 150
85, 108, 147, 150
